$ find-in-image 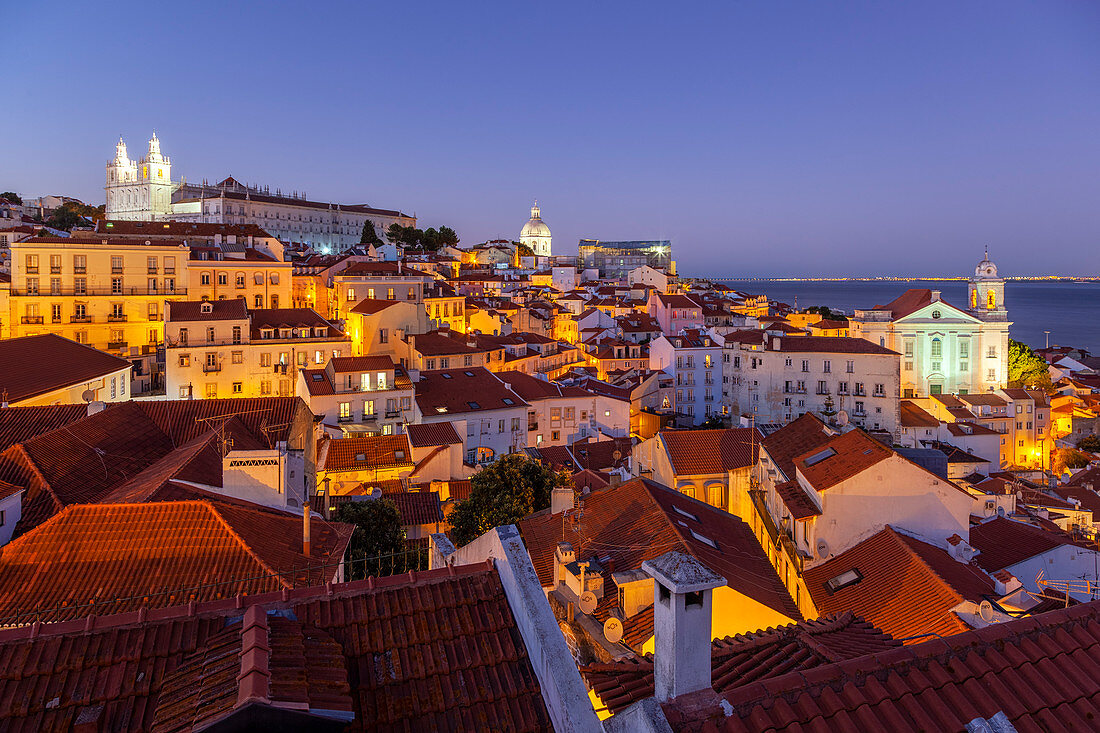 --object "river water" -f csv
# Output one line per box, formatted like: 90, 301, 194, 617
715, 279, 1100, 353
